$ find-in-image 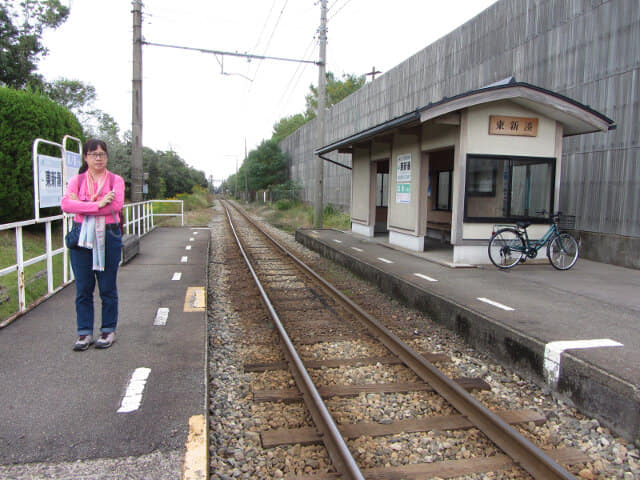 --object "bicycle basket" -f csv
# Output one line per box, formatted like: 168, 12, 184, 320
557, 214, 576, 230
